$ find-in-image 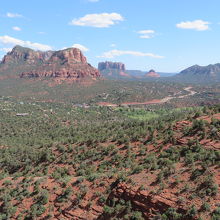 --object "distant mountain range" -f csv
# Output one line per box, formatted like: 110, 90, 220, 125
99, 61, 220, 83
174, 63, 220, 83
0, 45, 100, 81
0, 47, 220, 84
98, 61, 176, 80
